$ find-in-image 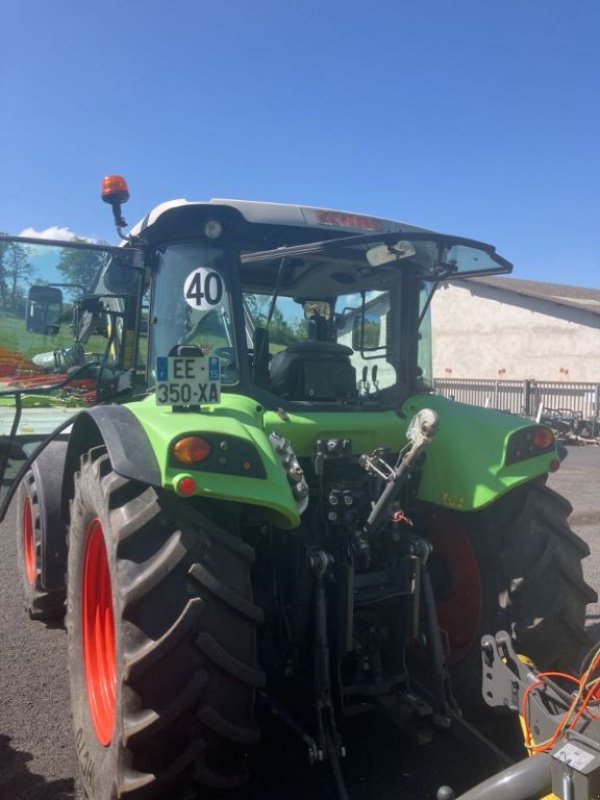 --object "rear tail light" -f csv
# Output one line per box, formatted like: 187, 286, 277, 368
530, 427, 554, 450
172, 436, 212, 465
505, 426, 555, 466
